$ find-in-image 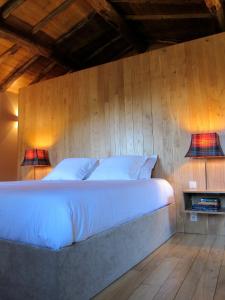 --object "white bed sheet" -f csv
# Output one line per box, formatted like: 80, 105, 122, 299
0, 179, 174, 250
